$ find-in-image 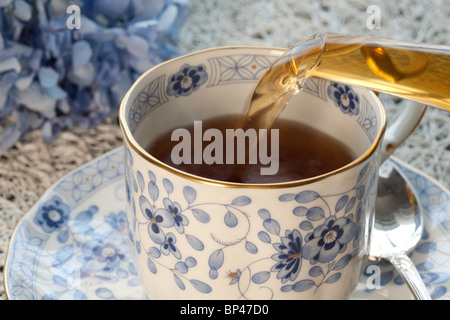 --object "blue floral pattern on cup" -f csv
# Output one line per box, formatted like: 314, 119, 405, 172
124, 147, 378, 298
328, 82, 360, 115
271, 229, 303, 283
302, 216, 356, 264
167, 64, 208, 97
